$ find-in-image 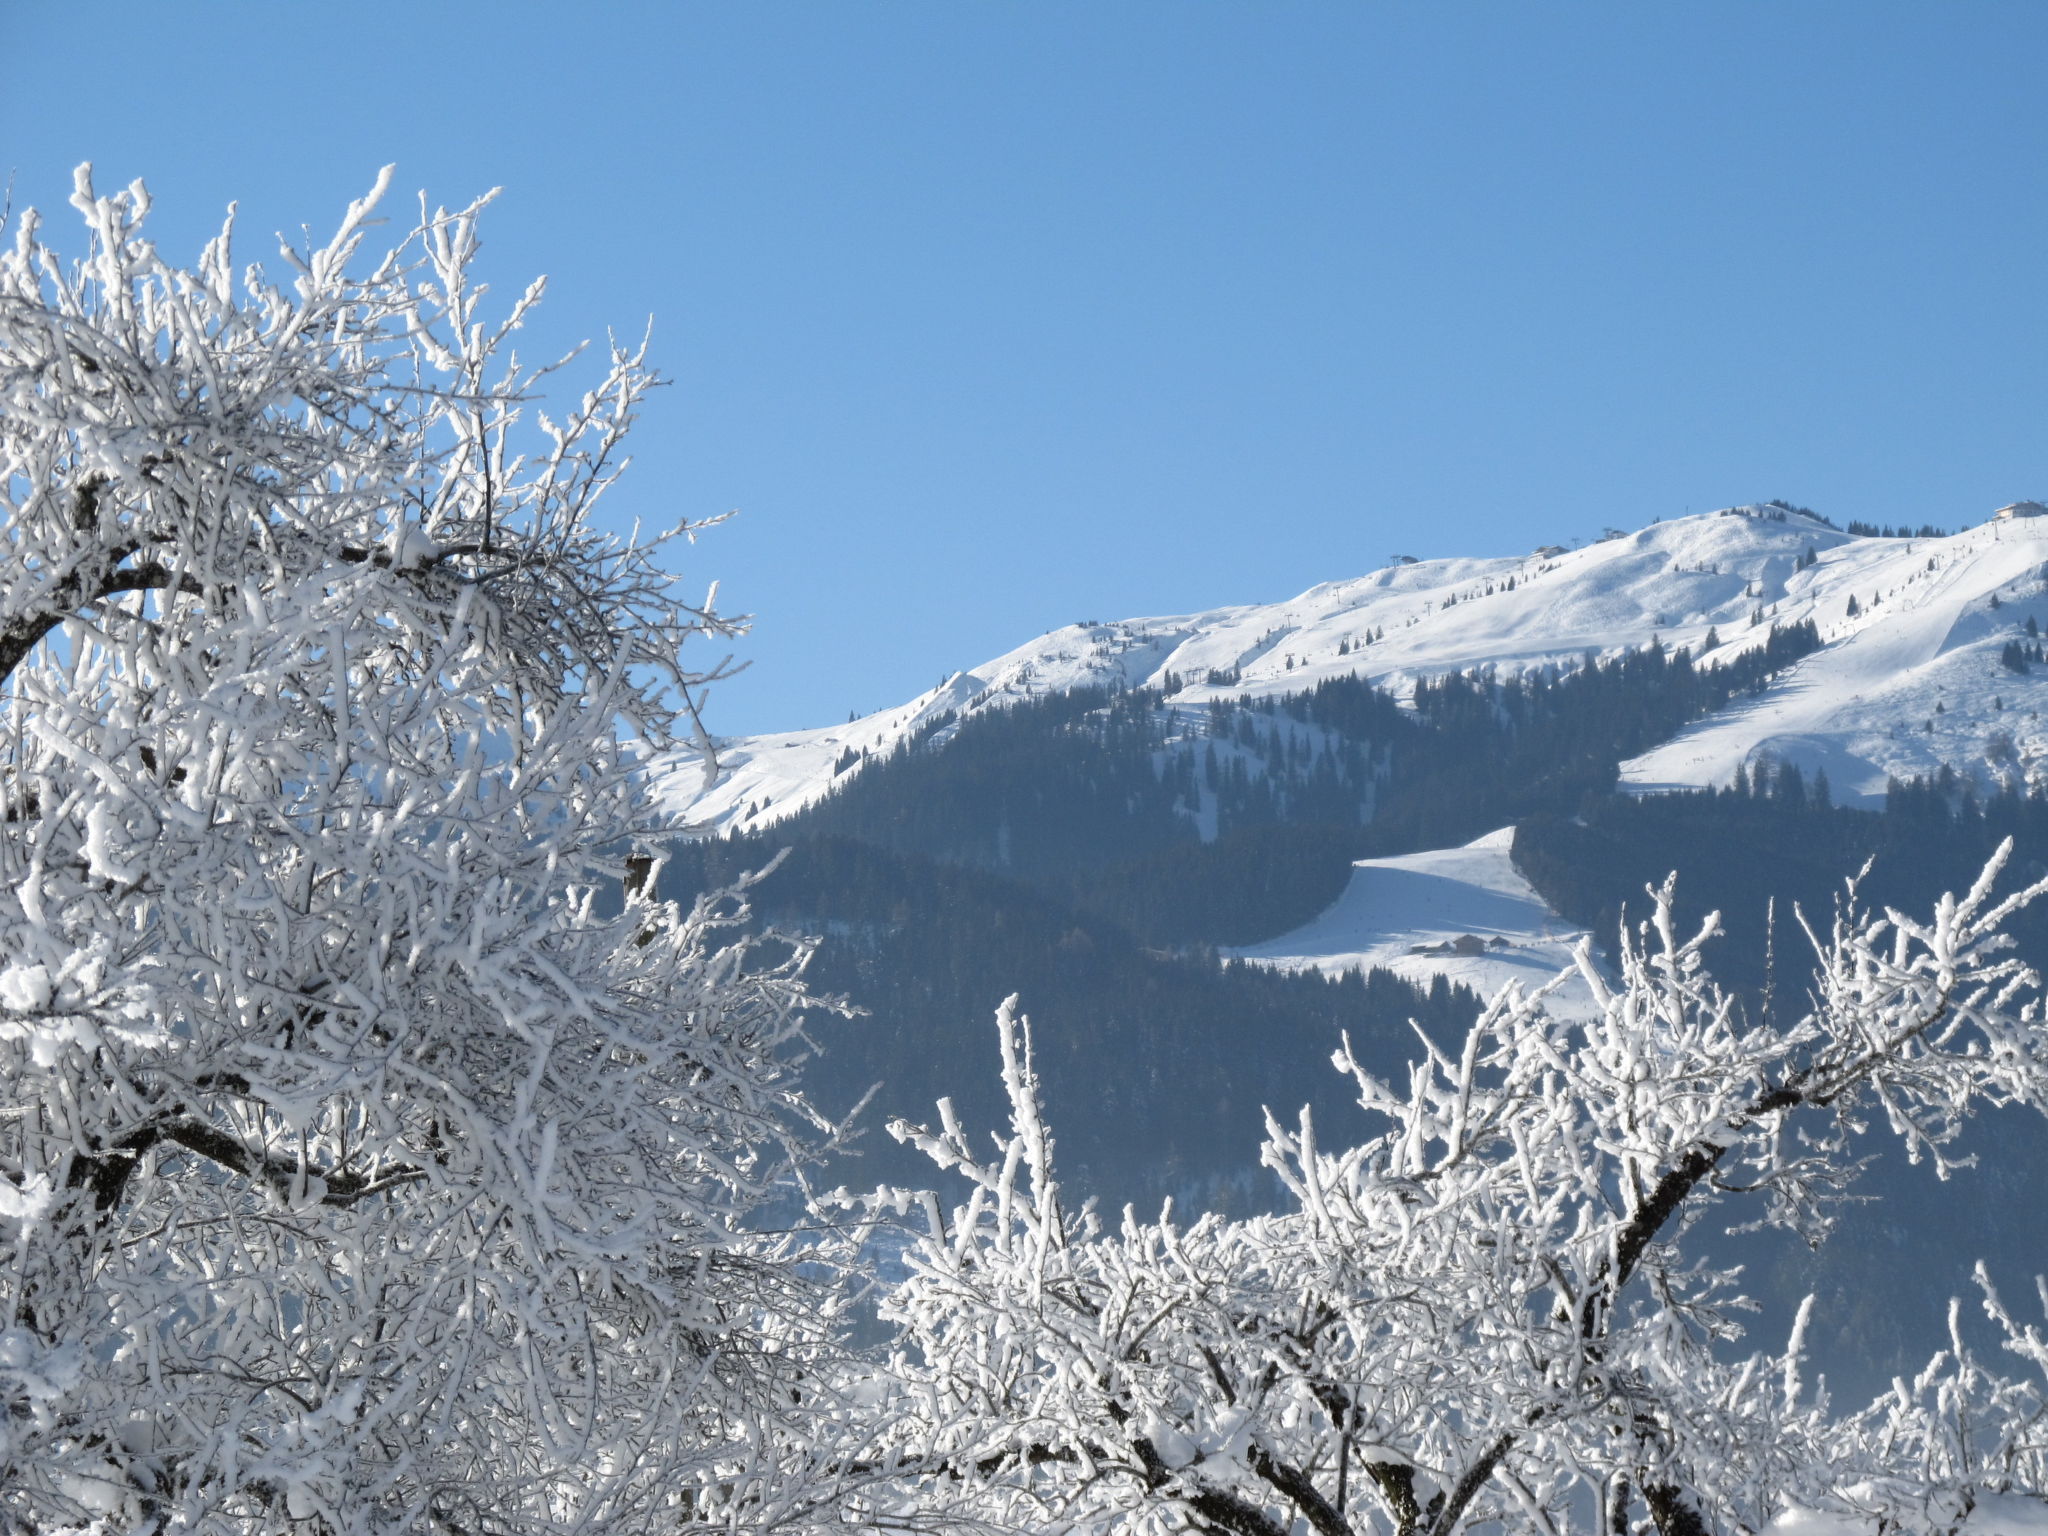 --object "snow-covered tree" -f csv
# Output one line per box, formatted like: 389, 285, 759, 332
0, 169, 864, 1532
866, 852, 2048, 1534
